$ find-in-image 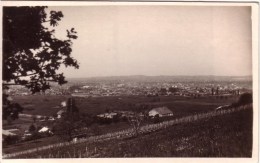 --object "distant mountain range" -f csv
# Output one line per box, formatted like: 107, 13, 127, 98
67, 75, 252, 83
